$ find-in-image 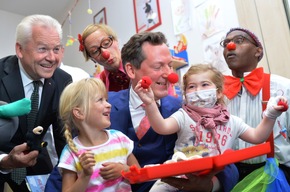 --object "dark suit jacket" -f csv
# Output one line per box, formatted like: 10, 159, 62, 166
109, 89, 181, 192
0, 55, 72, 175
